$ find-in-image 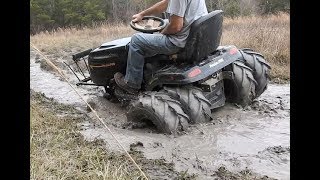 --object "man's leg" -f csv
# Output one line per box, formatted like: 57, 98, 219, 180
115, 33, 181, 93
